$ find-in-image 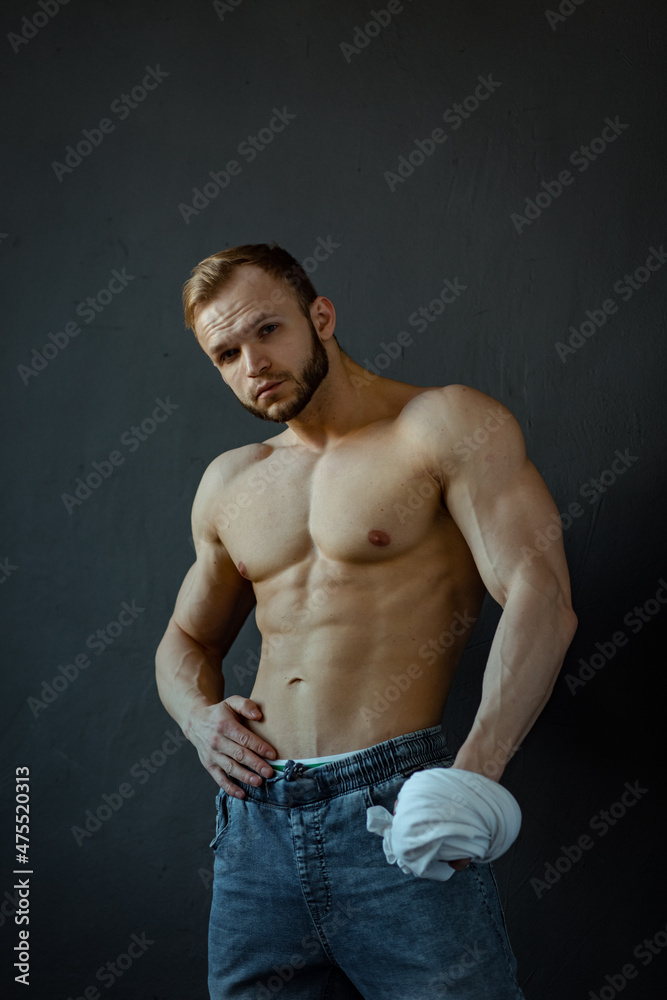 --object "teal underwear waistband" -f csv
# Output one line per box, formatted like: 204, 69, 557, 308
267, 744, 378, 775
271, 761, 331, 772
